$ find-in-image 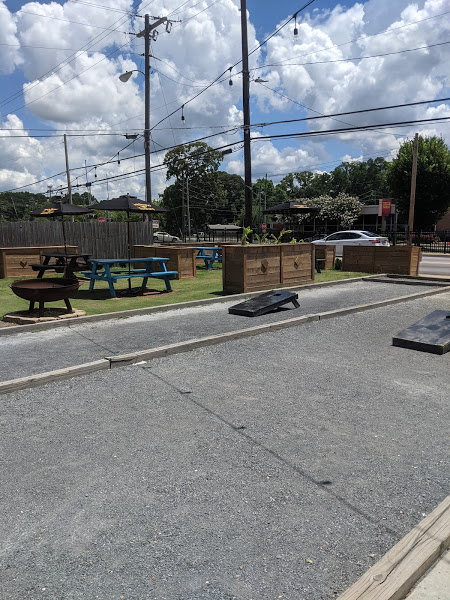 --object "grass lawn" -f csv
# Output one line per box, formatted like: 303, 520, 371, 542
1, 266, 370, 319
